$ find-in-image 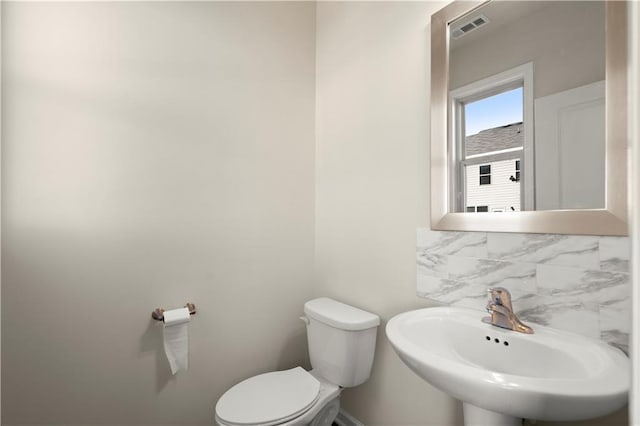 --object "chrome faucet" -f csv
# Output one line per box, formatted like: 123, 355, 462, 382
482, 287, 534, 334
